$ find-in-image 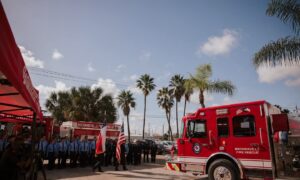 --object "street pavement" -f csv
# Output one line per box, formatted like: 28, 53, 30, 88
45, 155, 208, 180
46, 163, 208, 180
